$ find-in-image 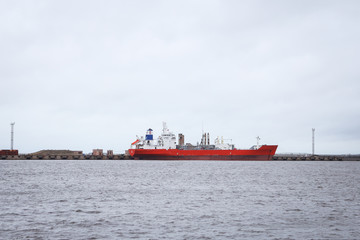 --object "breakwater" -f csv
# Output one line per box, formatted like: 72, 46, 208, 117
1, 154, 359, 161
0, 154, 133, 160
272, 154, 360, 161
